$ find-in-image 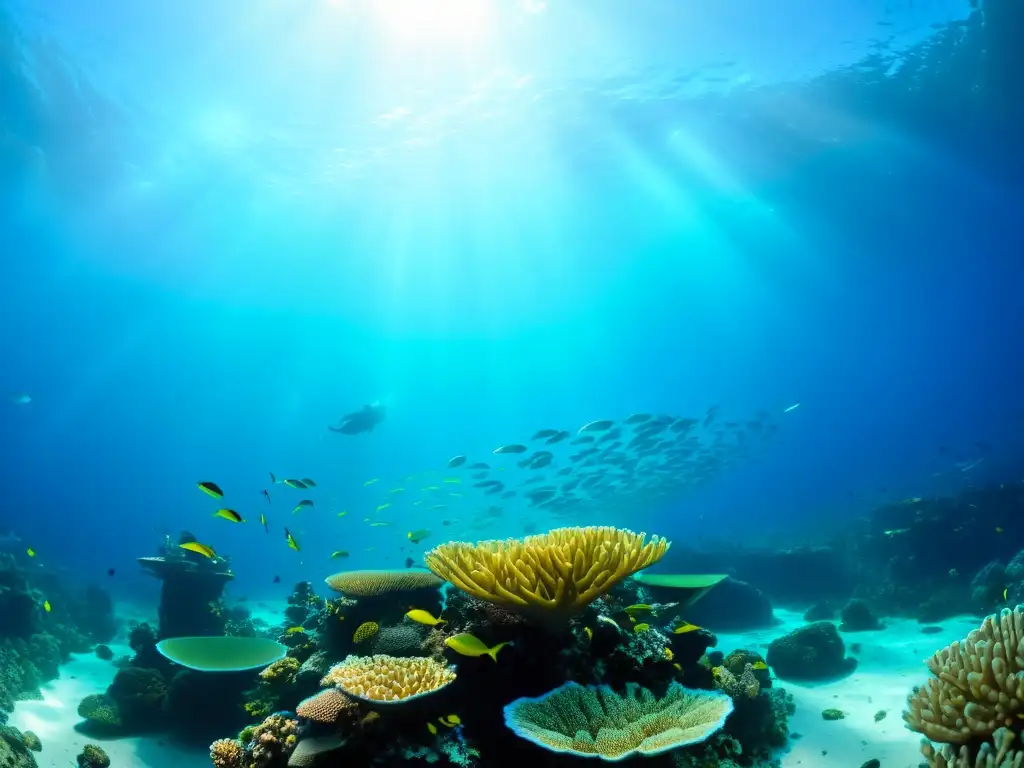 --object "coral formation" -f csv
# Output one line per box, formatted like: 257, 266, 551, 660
425, 526, 669, 621
295, 688, 359, 726
324, 570, 442, 597
323, 655, 456, 705
210, 738, 245, 768
76, 744, 109, 768
259, 657, 301, 686
76, 693, 123, 730
766, 621, 857, 681
286, 735, 345, 767
503, 681, 733, 760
